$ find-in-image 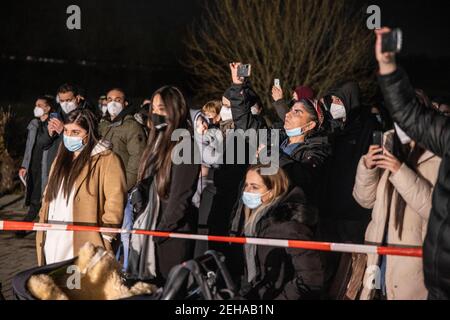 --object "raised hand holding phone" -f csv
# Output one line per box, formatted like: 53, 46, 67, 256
230, 62, 245, 85
375, 27, 398, 75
